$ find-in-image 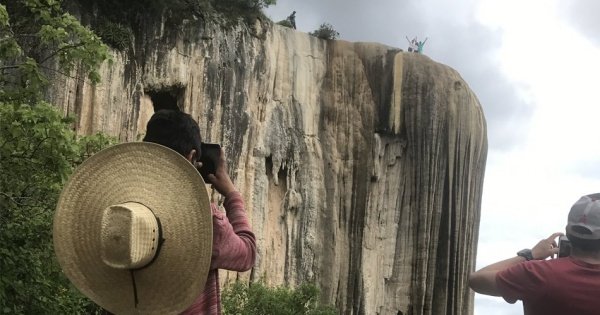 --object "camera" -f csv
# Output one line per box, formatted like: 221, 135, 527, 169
558, 235, 571, 258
